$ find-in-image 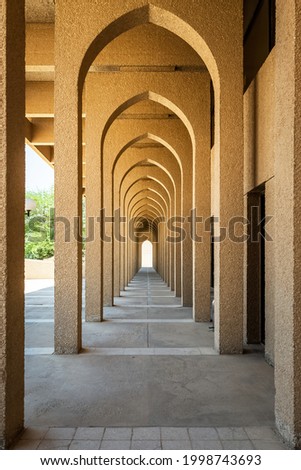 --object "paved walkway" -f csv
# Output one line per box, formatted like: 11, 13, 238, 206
14, 425, 287, 450
15, 268, 288, 450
